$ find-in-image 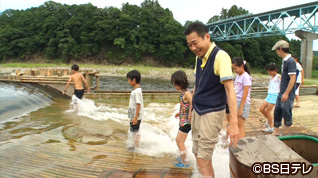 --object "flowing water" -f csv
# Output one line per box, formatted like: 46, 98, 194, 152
0, 81, 230, 178
0, 82, 52, 124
